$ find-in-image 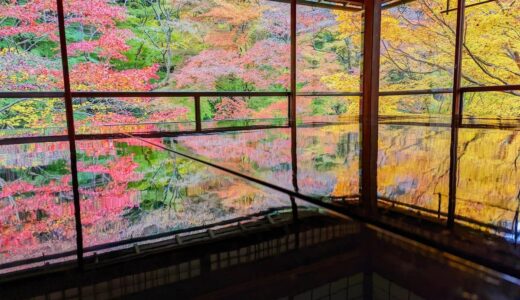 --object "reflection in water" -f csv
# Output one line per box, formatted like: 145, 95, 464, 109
175, 124, 361, 198
377, 124, 451, 217
0, 142, 76, 265
0, 139, 293, 269
175, 124, 519, 236
0, 124, 518, 271
456, 128, 520, 237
